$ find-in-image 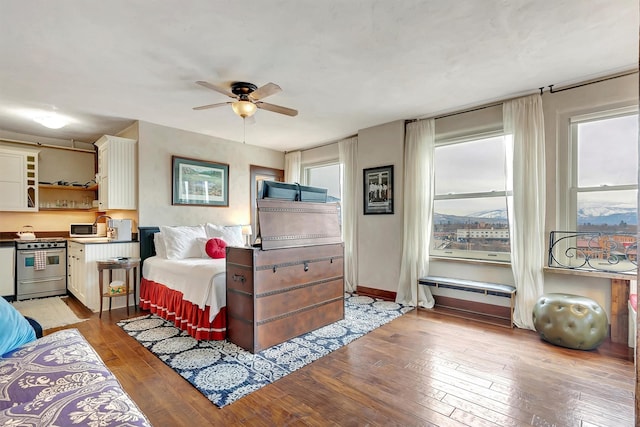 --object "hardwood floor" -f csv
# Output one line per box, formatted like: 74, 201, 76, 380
53, 296, 635, 427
